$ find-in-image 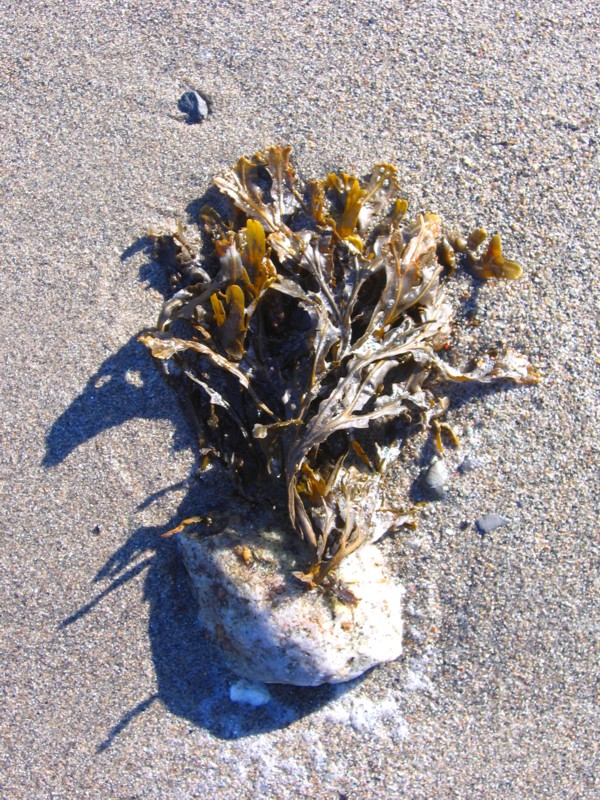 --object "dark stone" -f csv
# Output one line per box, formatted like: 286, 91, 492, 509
178, 91, 210, 123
